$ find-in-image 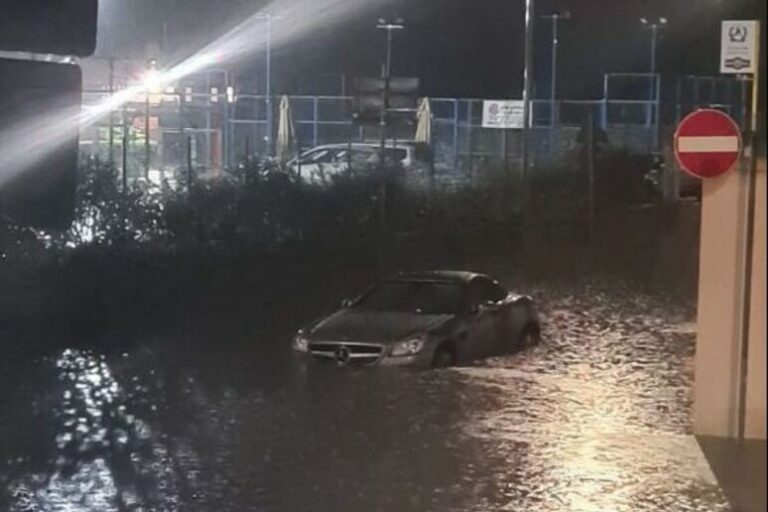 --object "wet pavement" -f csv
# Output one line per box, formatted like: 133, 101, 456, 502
0, 277, 729, 511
